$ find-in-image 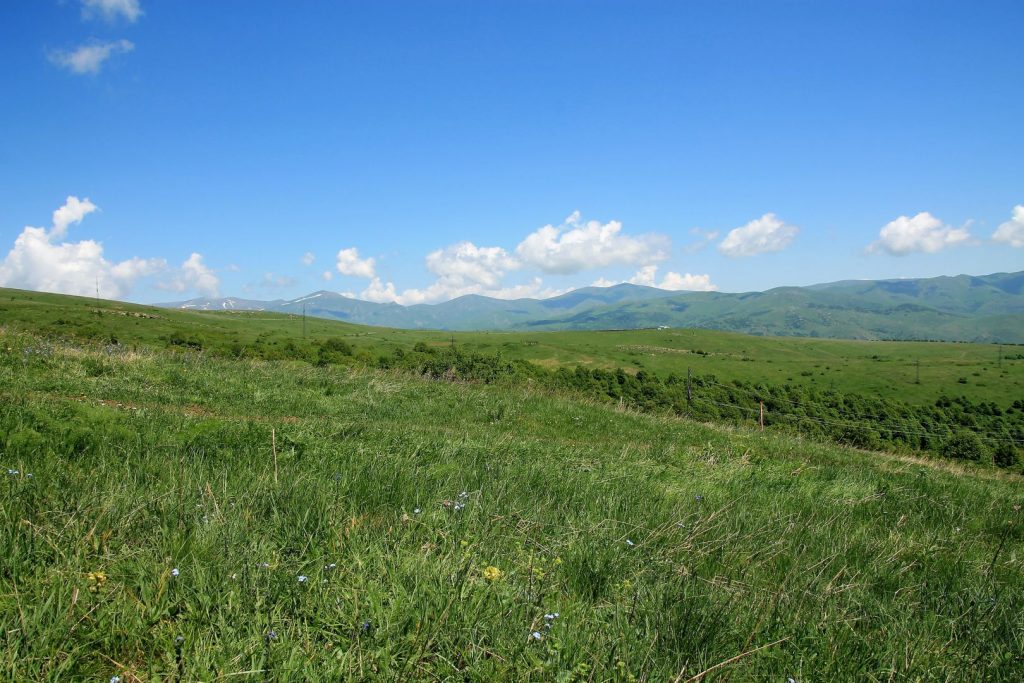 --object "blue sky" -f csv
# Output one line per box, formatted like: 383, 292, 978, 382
1, 0, 1022, 304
